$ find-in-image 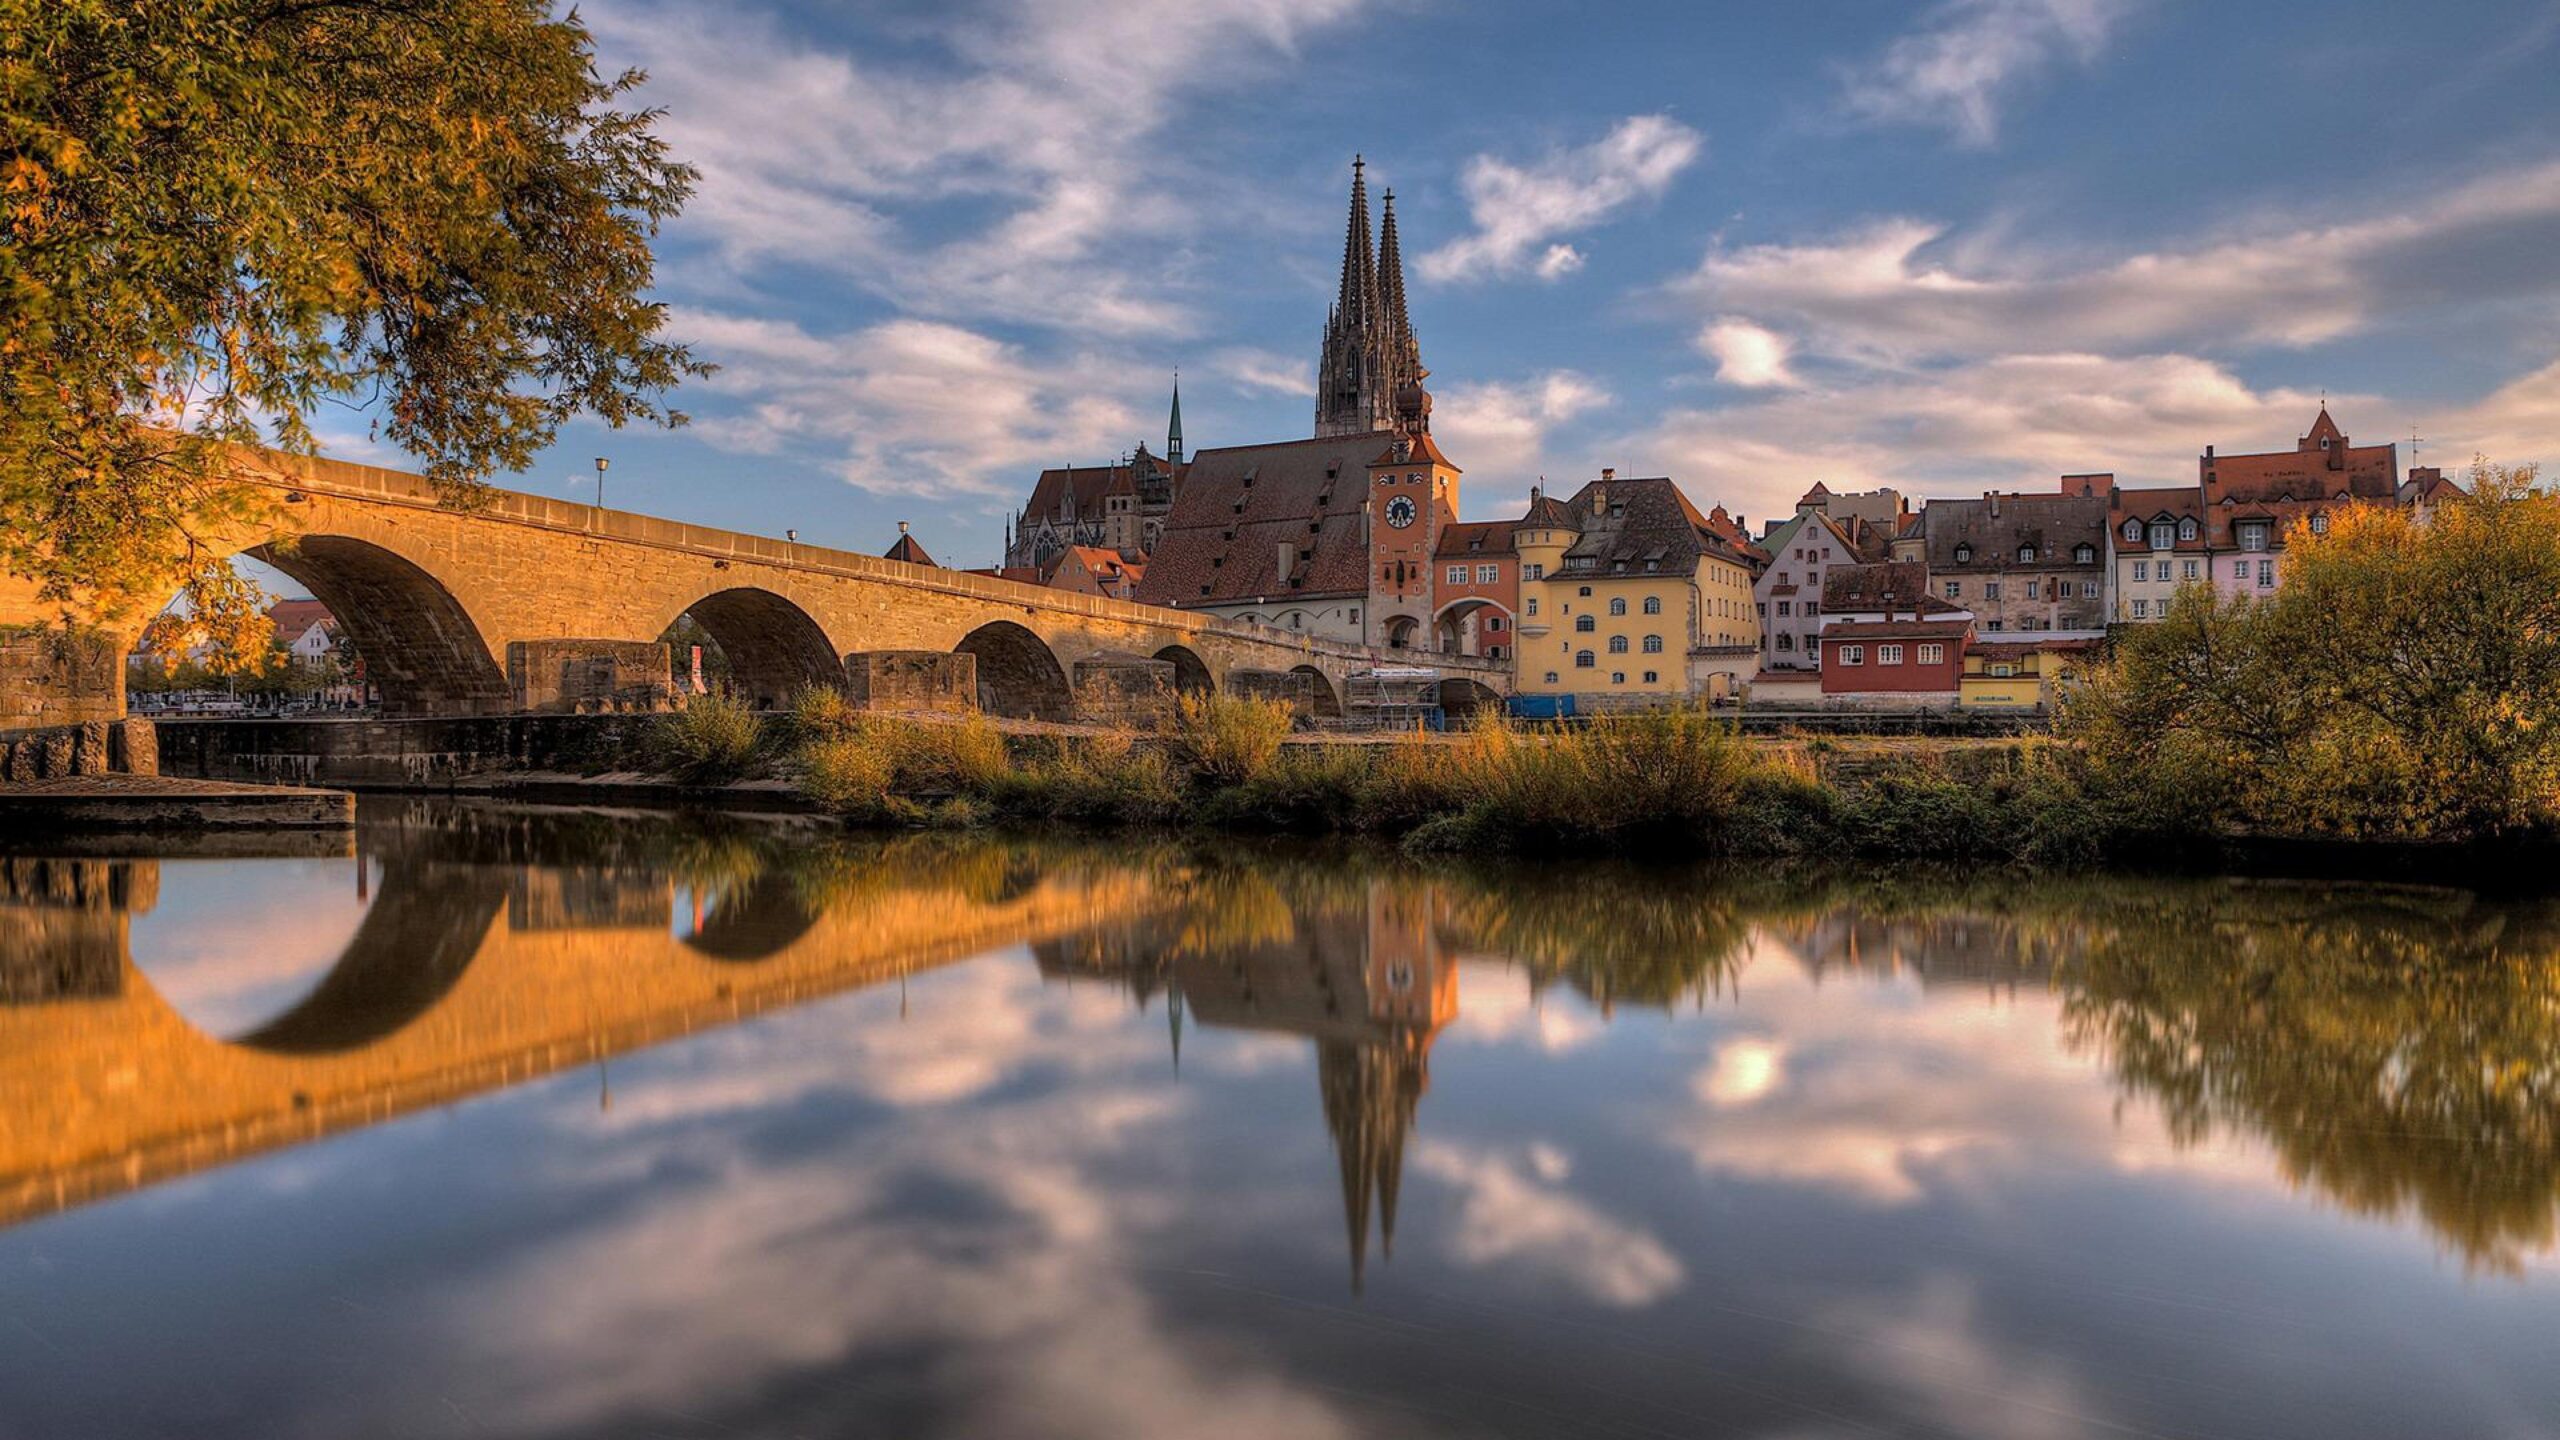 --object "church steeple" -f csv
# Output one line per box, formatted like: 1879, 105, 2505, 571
1166, 371, 1184, 465
1315, 157, 1428, 440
